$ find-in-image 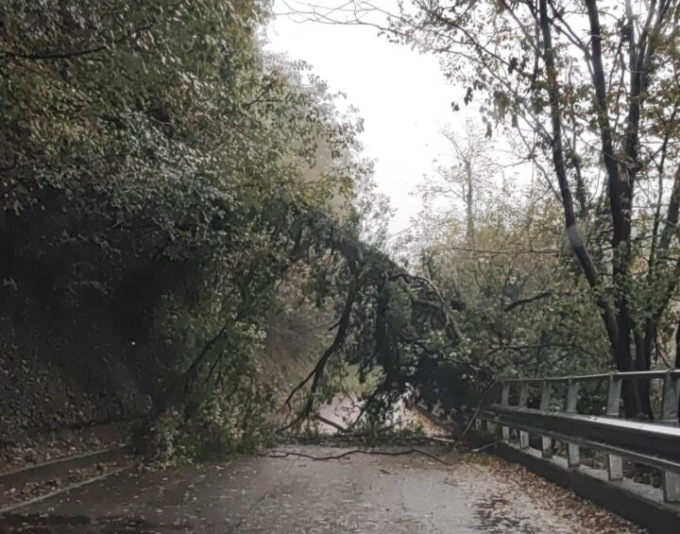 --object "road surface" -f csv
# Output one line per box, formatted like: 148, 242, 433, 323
0, 445, 643, 533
